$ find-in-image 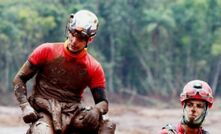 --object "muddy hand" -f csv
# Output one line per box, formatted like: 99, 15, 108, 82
20, 102, 39, 123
